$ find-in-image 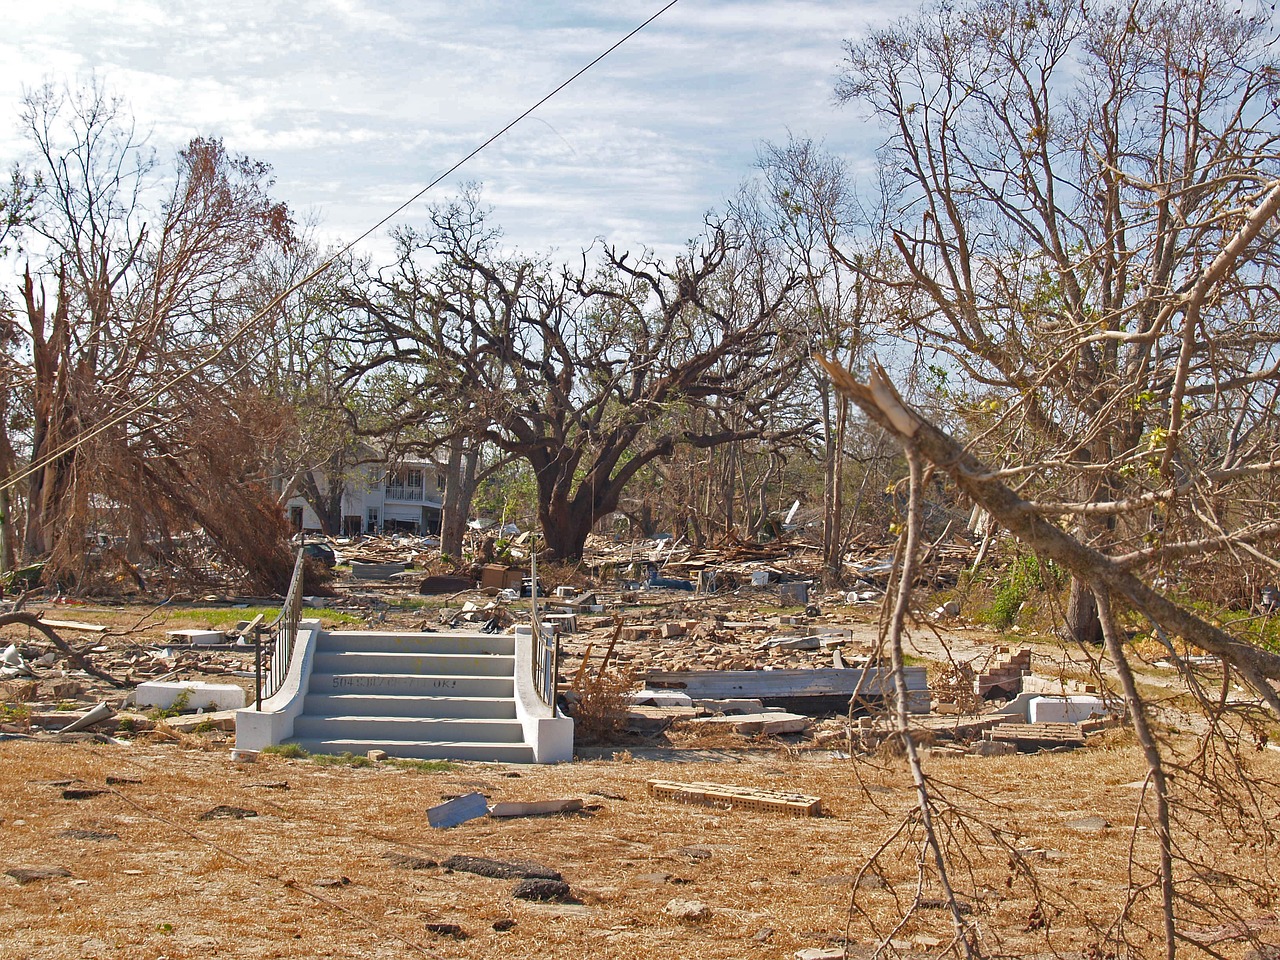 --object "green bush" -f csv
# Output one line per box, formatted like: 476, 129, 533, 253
979, 554, 1063, 630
